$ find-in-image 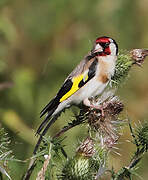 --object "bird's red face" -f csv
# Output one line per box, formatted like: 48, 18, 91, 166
92, 36, 118, 57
